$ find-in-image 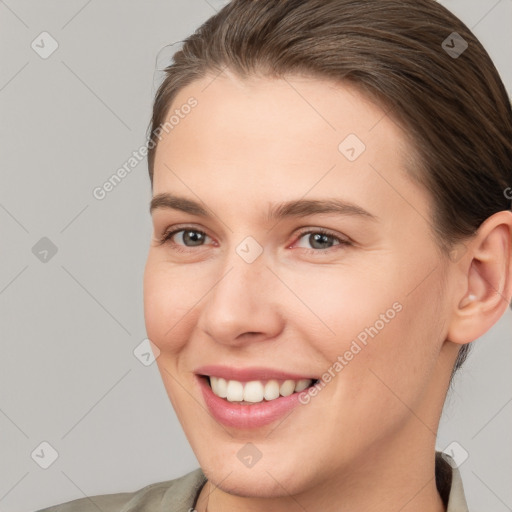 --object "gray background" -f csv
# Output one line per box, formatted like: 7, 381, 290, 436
0, 1, 510, 511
